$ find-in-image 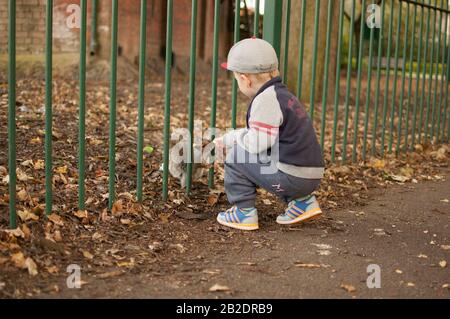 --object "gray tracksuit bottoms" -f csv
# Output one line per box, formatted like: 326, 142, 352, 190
225, 145, 322, 209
